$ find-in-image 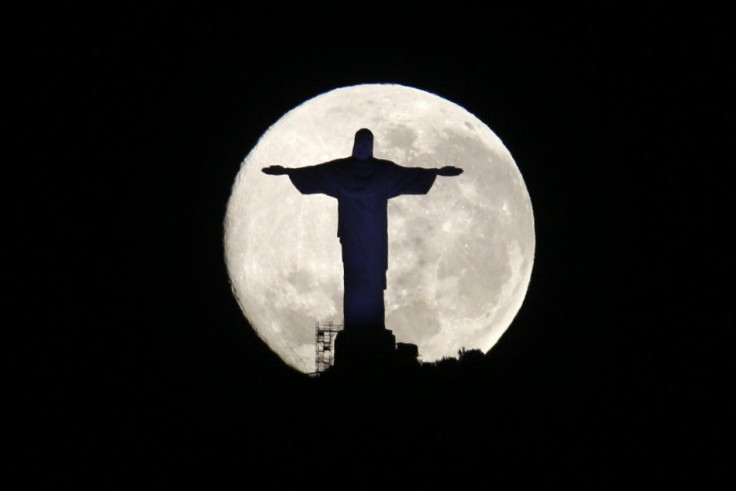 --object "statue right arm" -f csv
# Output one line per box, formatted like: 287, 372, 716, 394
262, 161, 339, 197
261, 165, 290, 175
